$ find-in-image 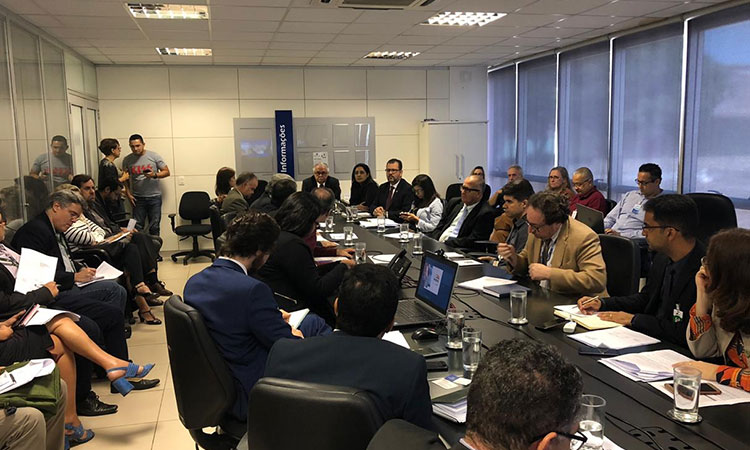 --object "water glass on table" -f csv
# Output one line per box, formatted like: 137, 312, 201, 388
347, 206, 358, 223
461, 327, 482, 376
354, 242, 366, 264
413, 232, 423, 255
509, 290, 528, 325
579, 394, 606, 450
399, 223, 410, 243
667, 366, 702, 423
446, 311, 465, 349
376, 216, 386, 233
343, 226, 354, 246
